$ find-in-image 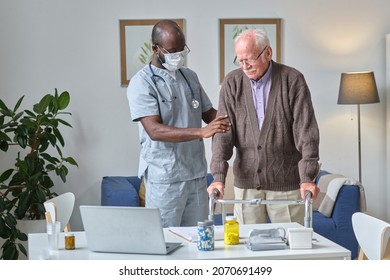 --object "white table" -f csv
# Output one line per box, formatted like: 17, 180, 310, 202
28, 223, 351, 260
